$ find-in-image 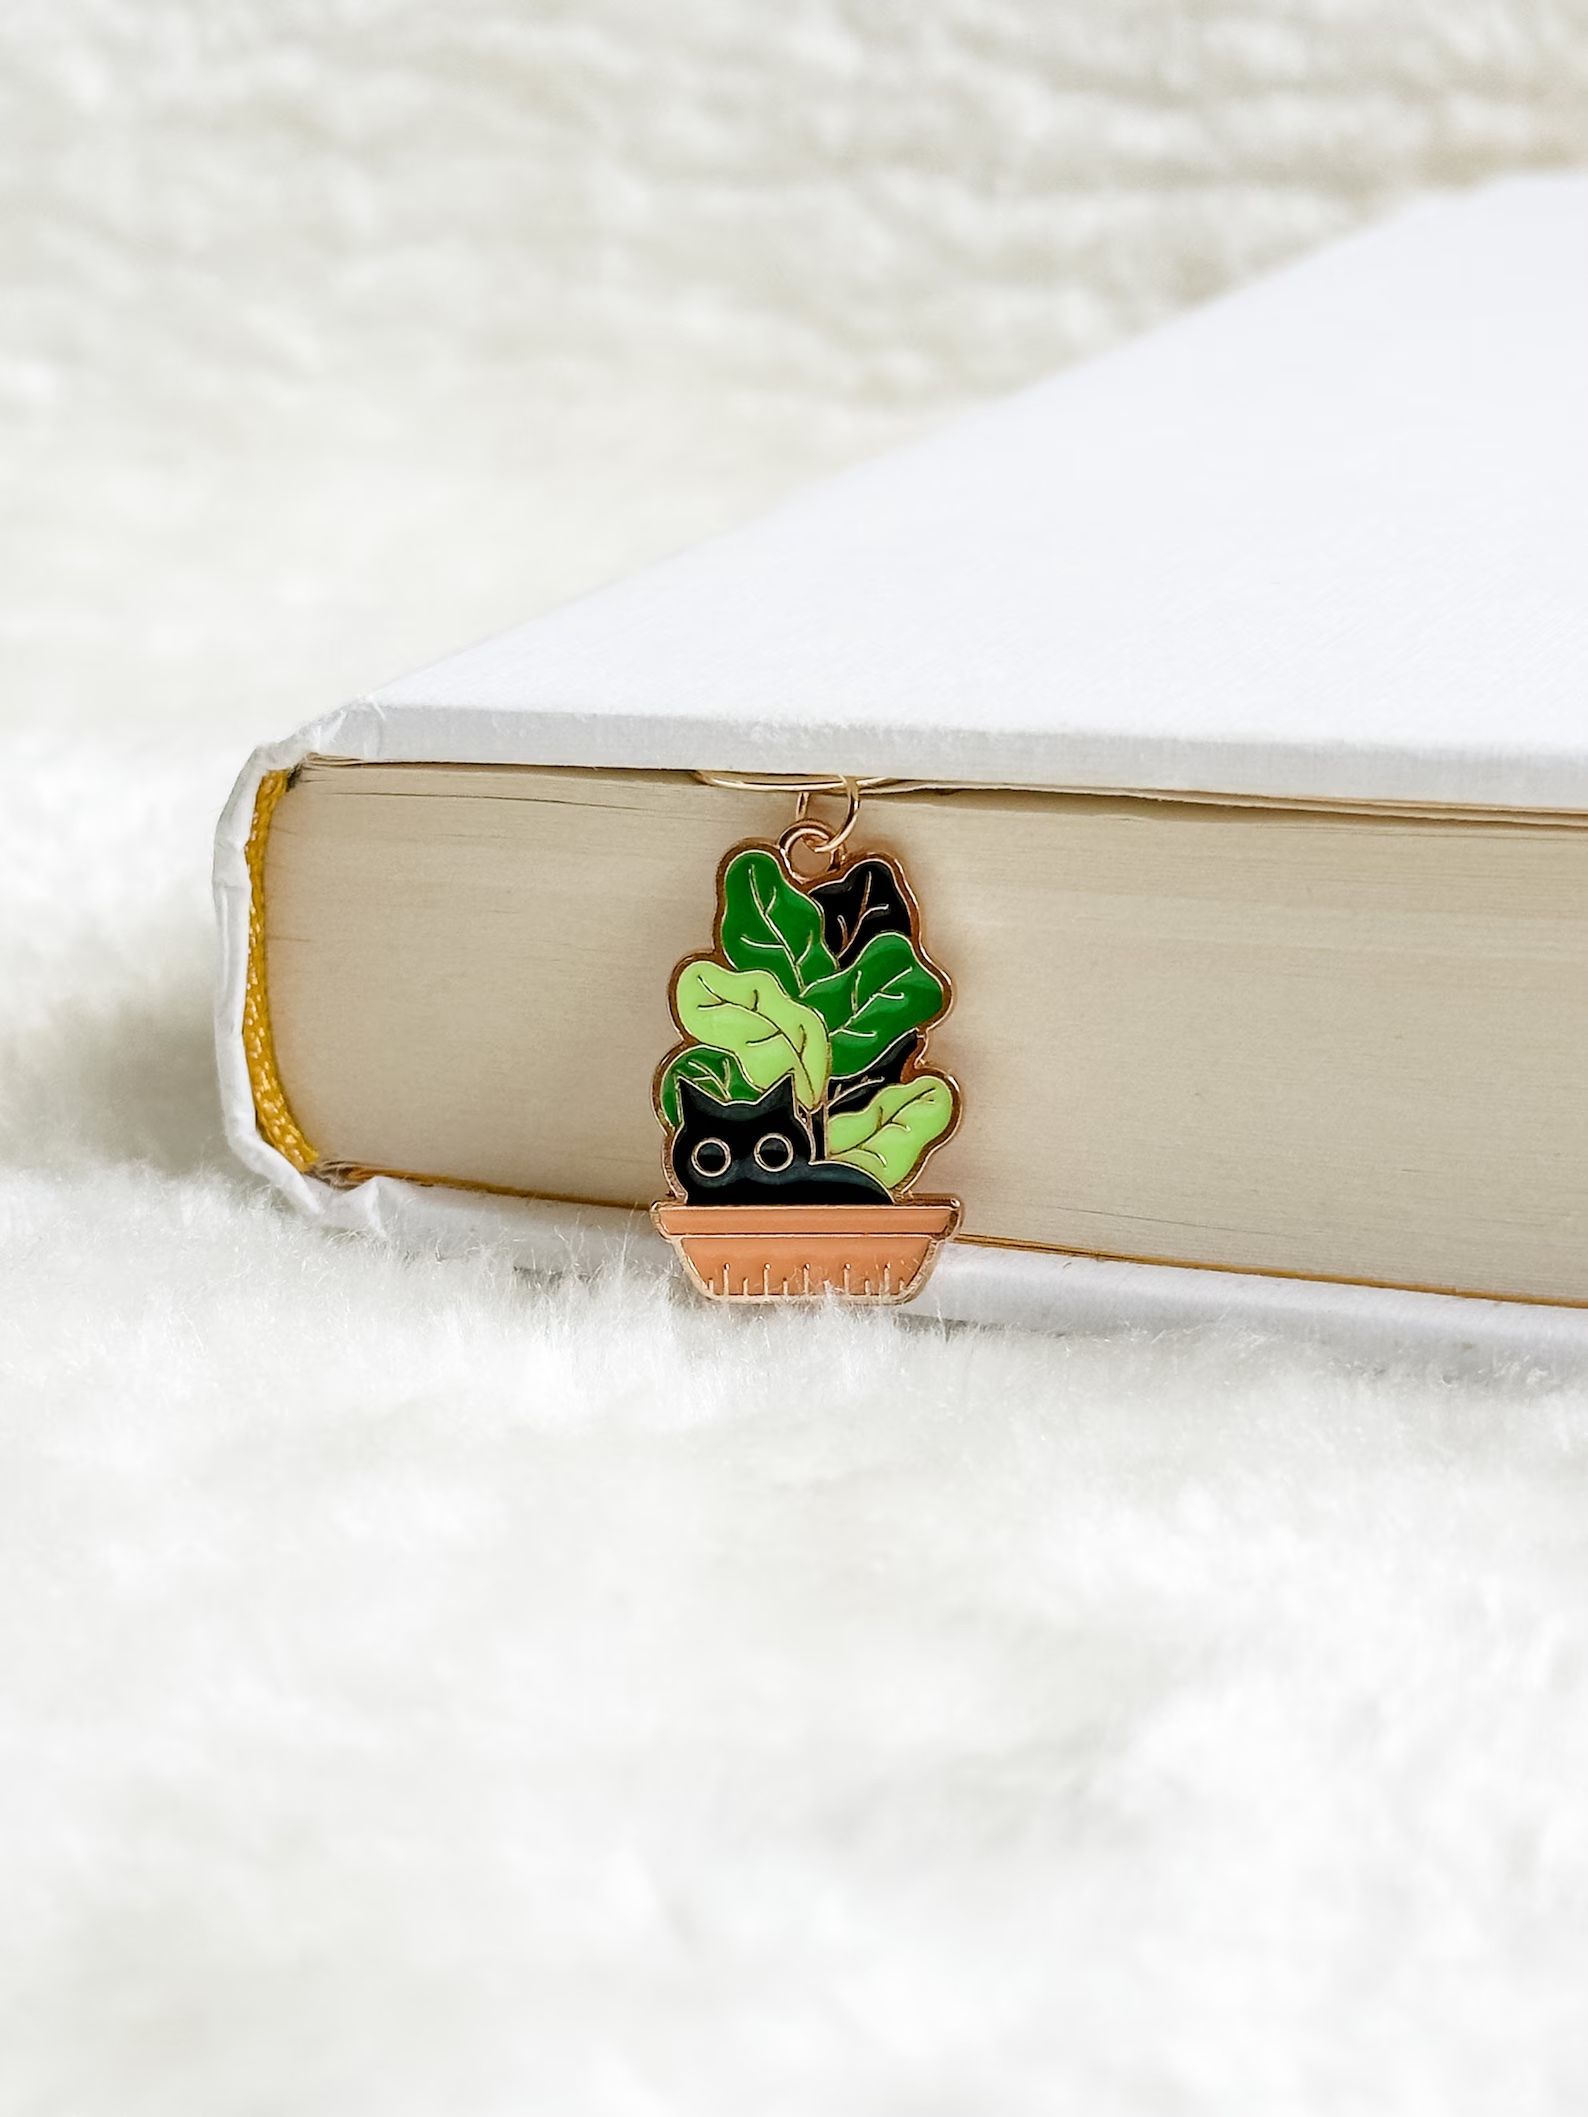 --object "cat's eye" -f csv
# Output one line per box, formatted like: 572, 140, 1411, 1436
753, 1131, 794, 1173
689, 1137, 731, 1179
